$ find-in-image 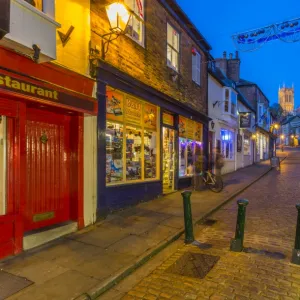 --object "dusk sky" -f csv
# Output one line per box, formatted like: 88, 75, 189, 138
176, 0, 300, 107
